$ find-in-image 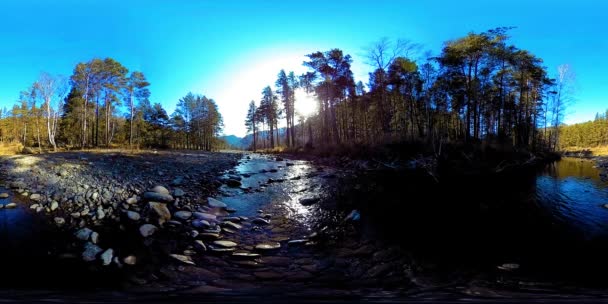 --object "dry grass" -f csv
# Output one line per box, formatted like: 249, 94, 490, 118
0, 142, 24, 155
562, 146, 608, 156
